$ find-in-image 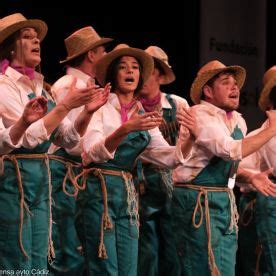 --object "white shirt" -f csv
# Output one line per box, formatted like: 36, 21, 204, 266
82, 93, 188, 168
173, 100, 247, 183
241, 120, 276, 177
0, 67, 80, 153
50, 67, 92, 155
